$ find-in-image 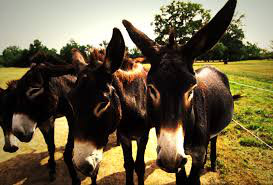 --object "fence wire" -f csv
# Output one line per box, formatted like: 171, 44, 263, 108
230, 81, 273, 94
232, 119, 273, 150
